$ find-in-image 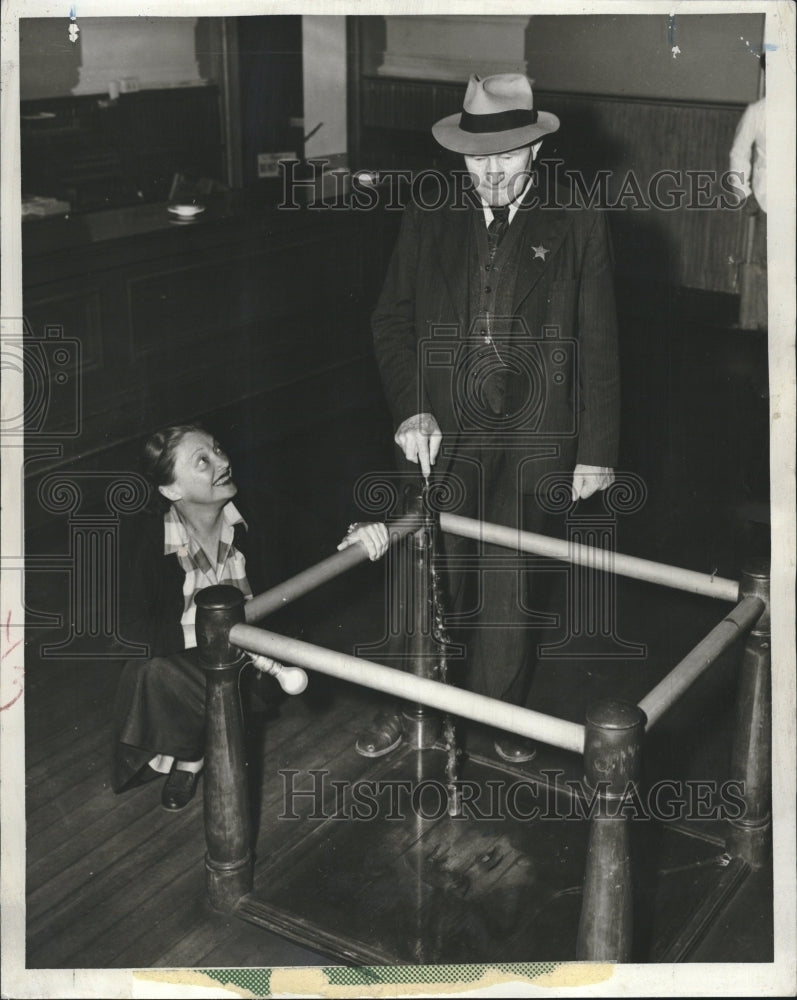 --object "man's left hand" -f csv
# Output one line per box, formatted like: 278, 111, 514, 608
572, 465, 615, 501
